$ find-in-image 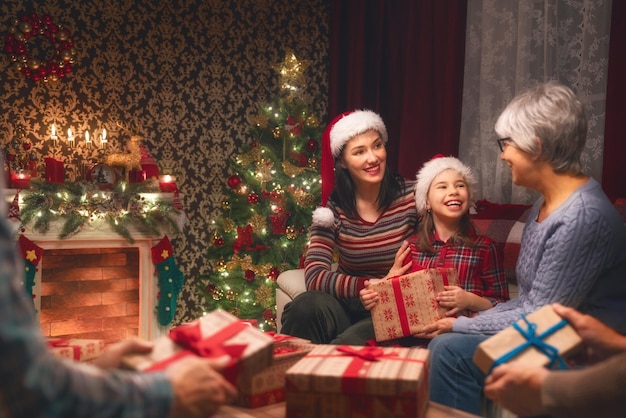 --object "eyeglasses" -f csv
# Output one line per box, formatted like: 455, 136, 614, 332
496, 137, 512, 152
